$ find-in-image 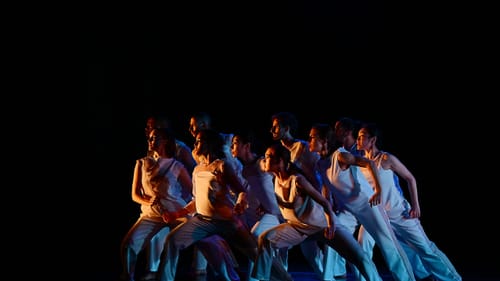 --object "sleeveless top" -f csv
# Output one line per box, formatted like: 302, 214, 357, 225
287, 139, 320, 190
139, 156, 188, 221
321, 147, 375, 204
274, 174, 327, 228
361, 151, 410, 217
242, 156, 281, 227
192, 159, 236, 220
